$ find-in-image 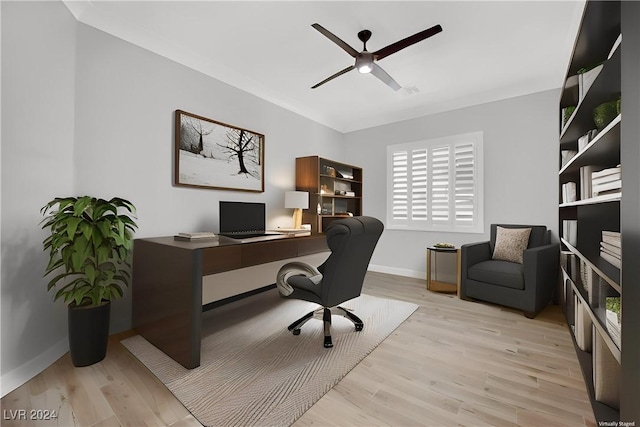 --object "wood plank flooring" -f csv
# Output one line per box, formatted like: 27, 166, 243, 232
1, 272, 596, 426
